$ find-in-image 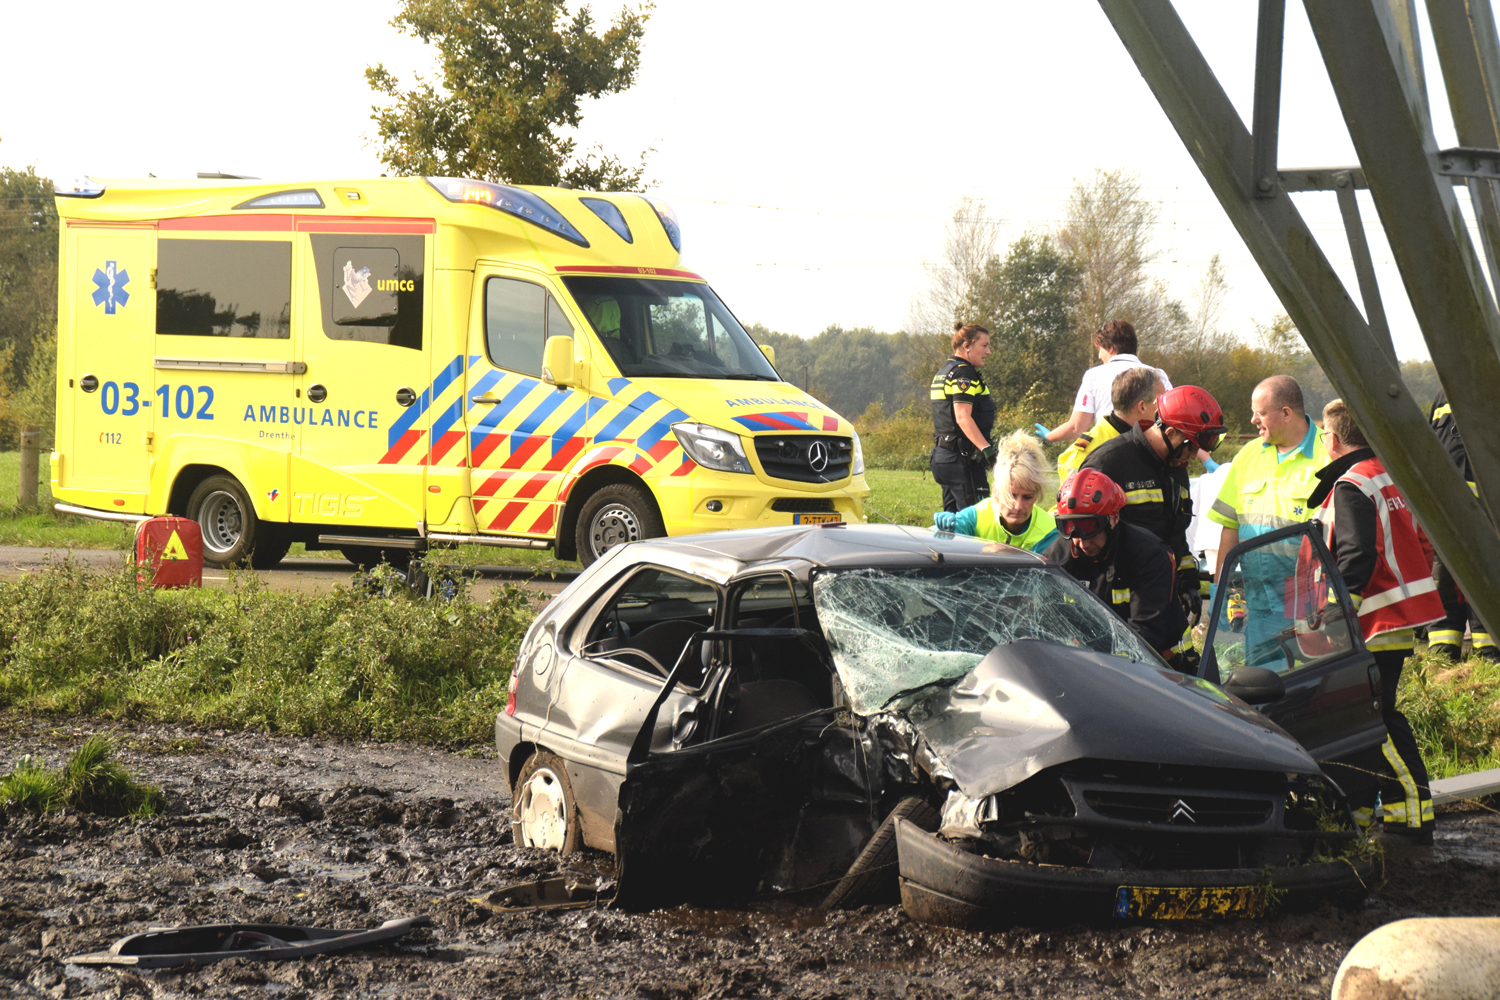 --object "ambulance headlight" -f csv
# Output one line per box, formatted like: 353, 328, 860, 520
851, 429, 865, 477
672, 423, 752, 474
